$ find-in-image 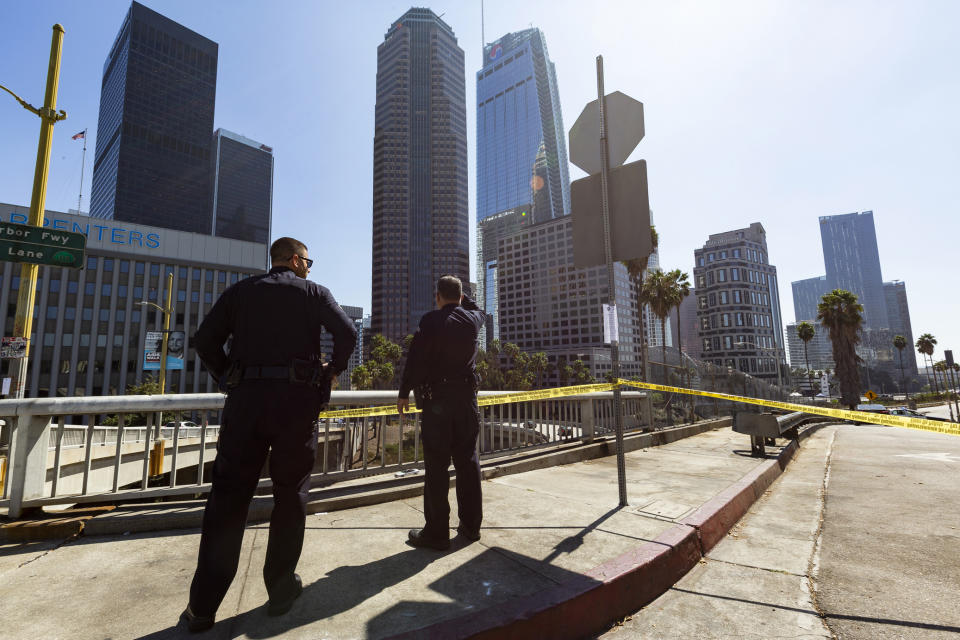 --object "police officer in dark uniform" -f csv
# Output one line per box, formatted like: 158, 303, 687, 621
398, 275, 485, 550
181, 237, 356, 632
